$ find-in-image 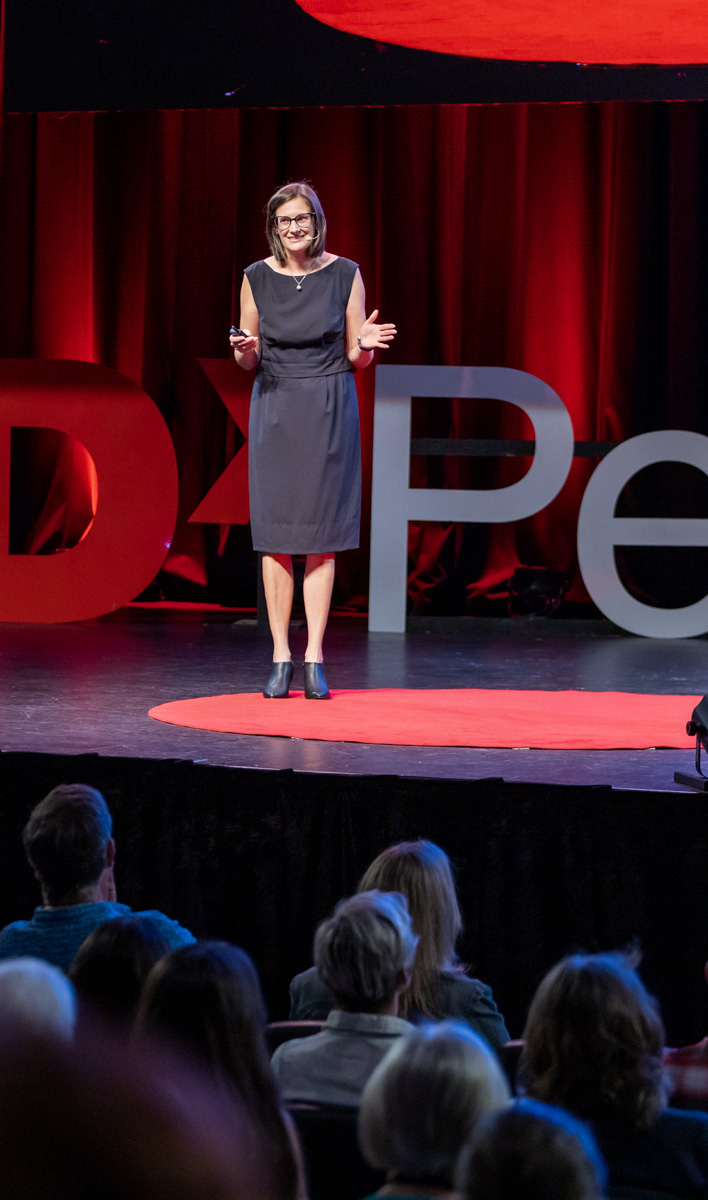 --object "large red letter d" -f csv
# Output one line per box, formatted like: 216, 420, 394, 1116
0, 360, 179, 622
